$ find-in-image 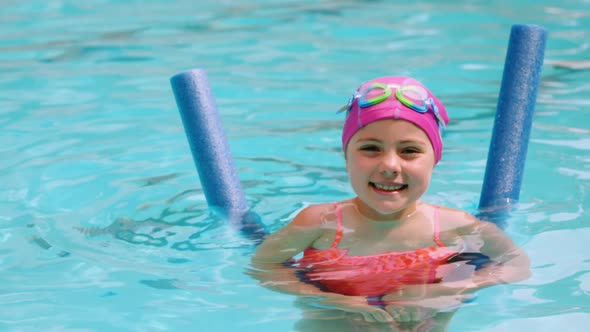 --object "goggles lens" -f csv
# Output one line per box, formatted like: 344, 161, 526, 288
358, 82, 391, 107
